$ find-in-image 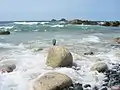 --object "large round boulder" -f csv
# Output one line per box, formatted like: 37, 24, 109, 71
91, 62, 108, 72
33, 72, 72, 90
46, 46, 73, 68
